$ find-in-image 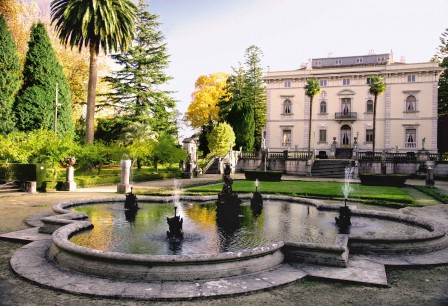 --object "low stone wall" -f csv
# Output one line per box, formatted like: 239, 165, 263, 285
359, 161, 448, 178
237, 159, 307, 175
50, 220, 284, 281
283, 235, 349, 267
